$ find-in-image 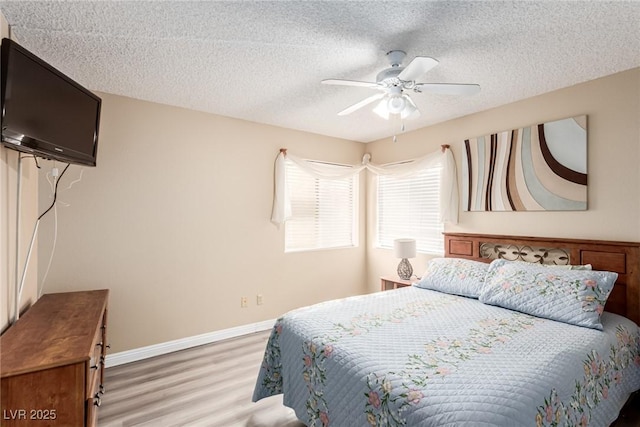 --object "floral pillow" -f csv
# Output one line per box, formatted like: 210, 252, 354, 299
479, 259, 618, 329
415, 258, 489, 298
